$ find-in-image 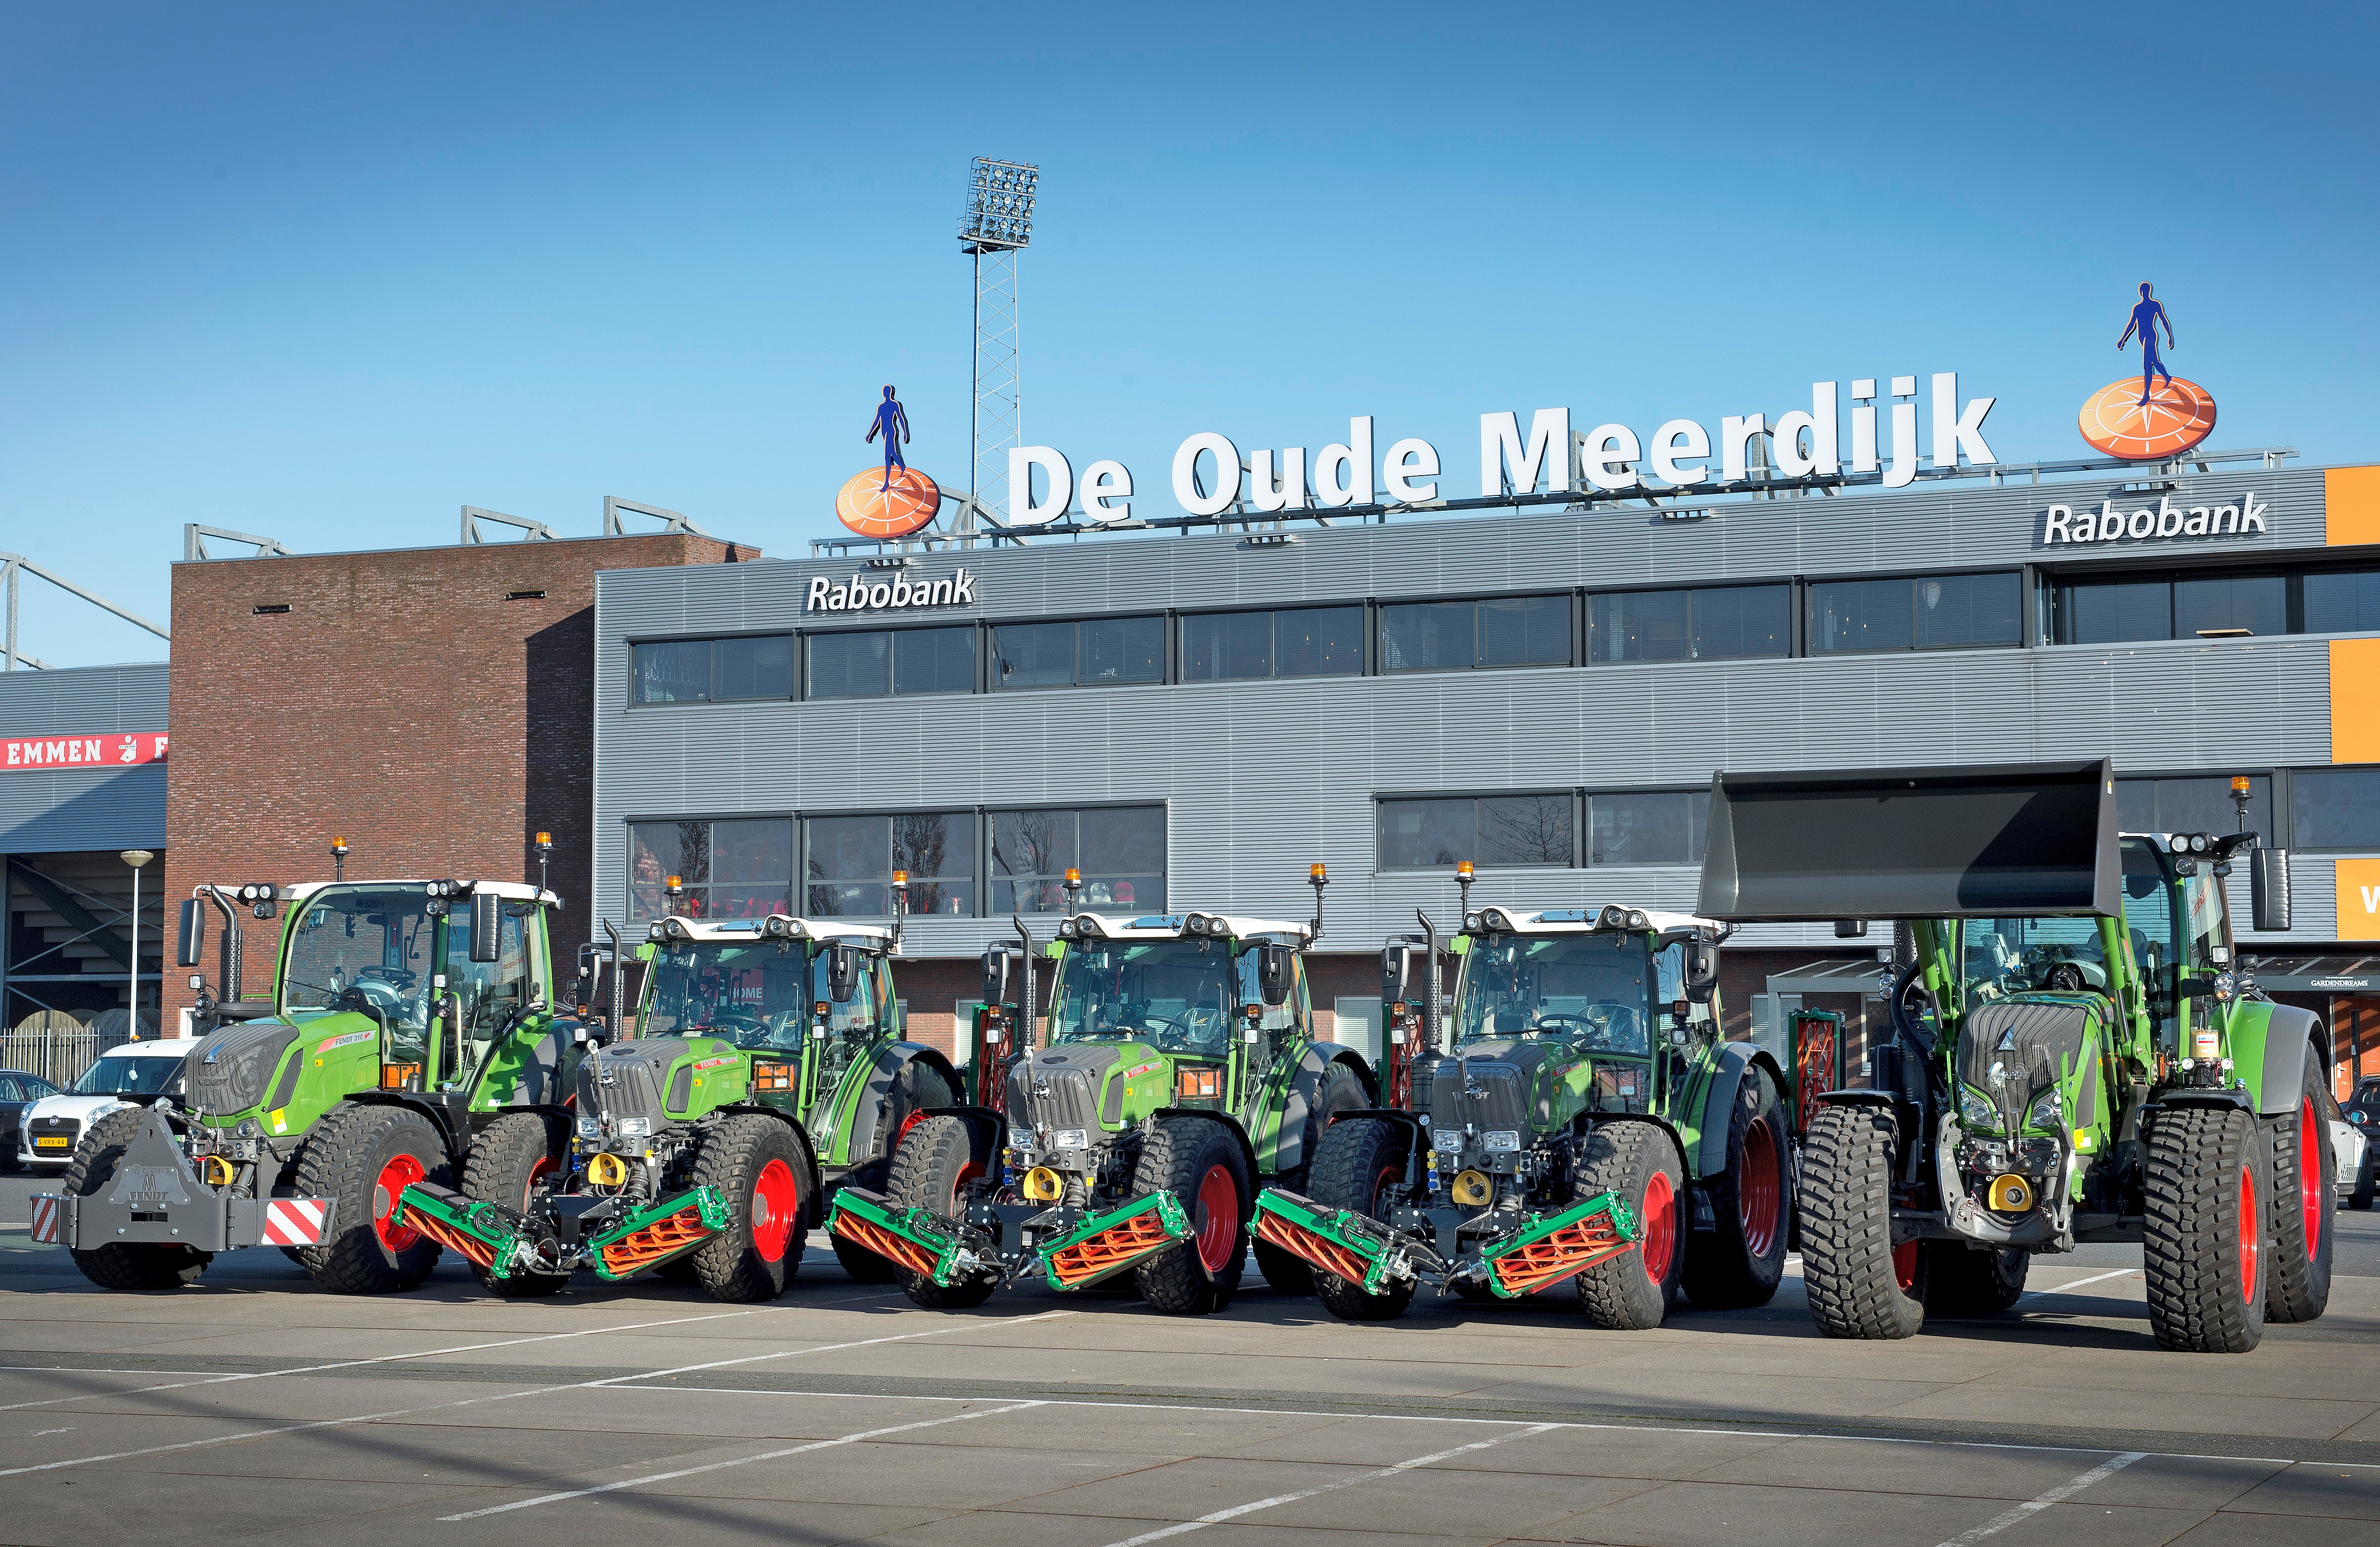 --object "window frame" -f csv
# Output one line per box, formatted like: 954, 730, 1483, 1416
985, 614, 1170, 693
625, 632, 799, 706
623, 813, 799, 927
1374, 592, 1576, 675
1586, 579, 1795, 665
1178, 603, 1367, 684
1804, 568, 2024, 657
